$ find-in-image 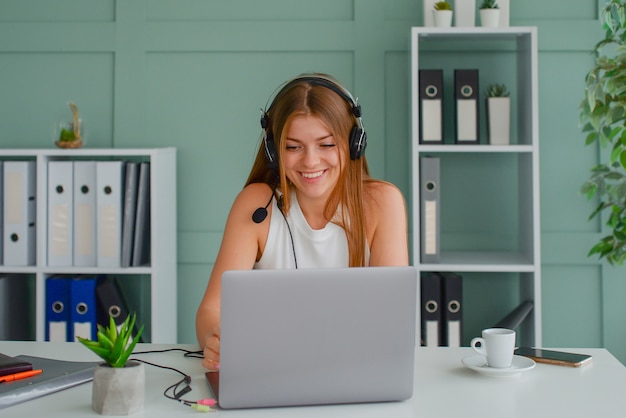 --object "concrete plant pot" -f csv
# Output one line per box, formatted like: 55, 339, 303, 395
92, 361, 145, 415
